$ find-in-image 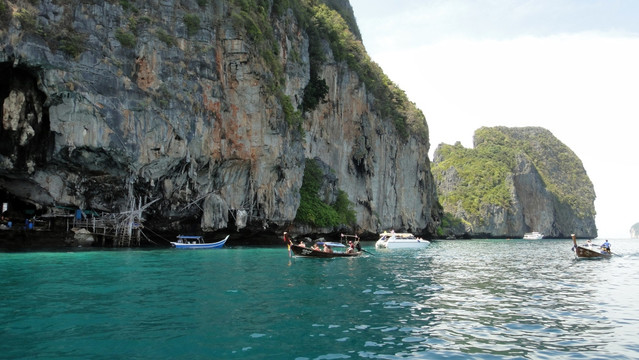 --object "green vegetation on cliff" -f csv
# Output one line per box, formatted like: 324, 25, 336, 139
433, 141, 515, 217
474, 126, 595, 219
433, 127, 596, 220
308, 2, 427, 140
295, 158, 356, 227
231, 0, 427, 140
